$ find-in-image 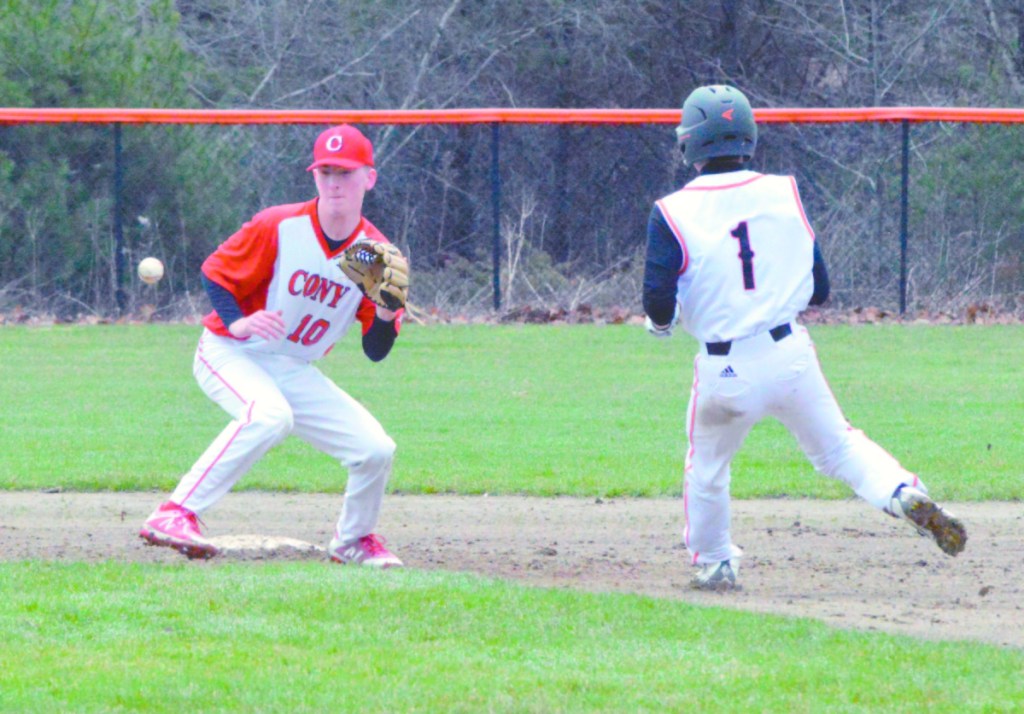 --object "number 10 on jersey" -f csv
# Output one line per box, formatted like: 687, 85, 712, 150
287, 314, 330, 346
